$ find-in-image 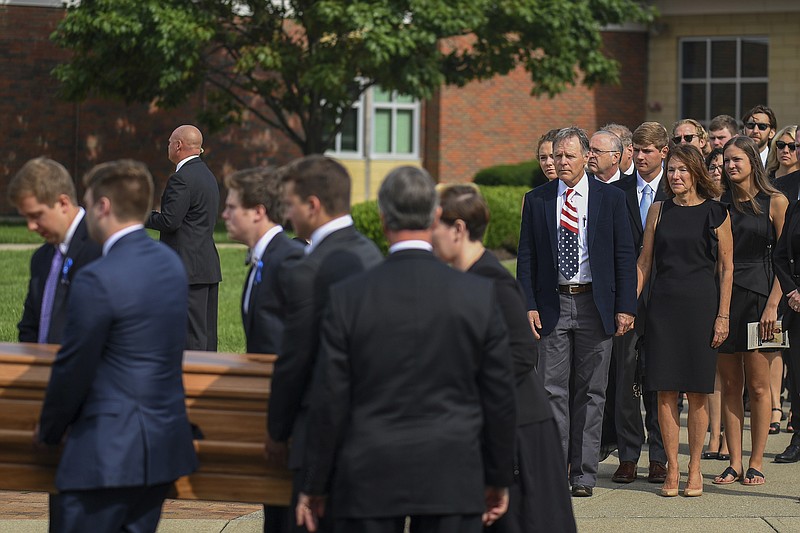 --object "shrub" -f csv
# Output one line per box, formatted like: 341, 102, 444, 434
480, 186, 528, 253
474, 160, 547, 188
352, 185, 529, 256
351, 200, 388, 255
